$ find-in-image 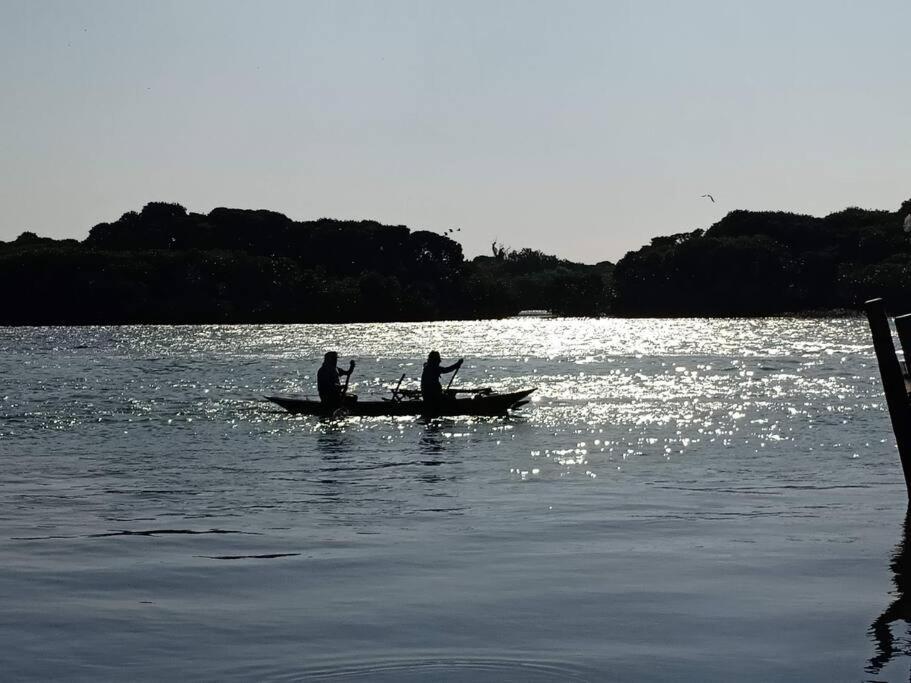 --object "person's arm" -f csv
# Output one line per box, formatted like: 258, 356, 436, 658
337, 360, 356, 377
440, 359, 463, 373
